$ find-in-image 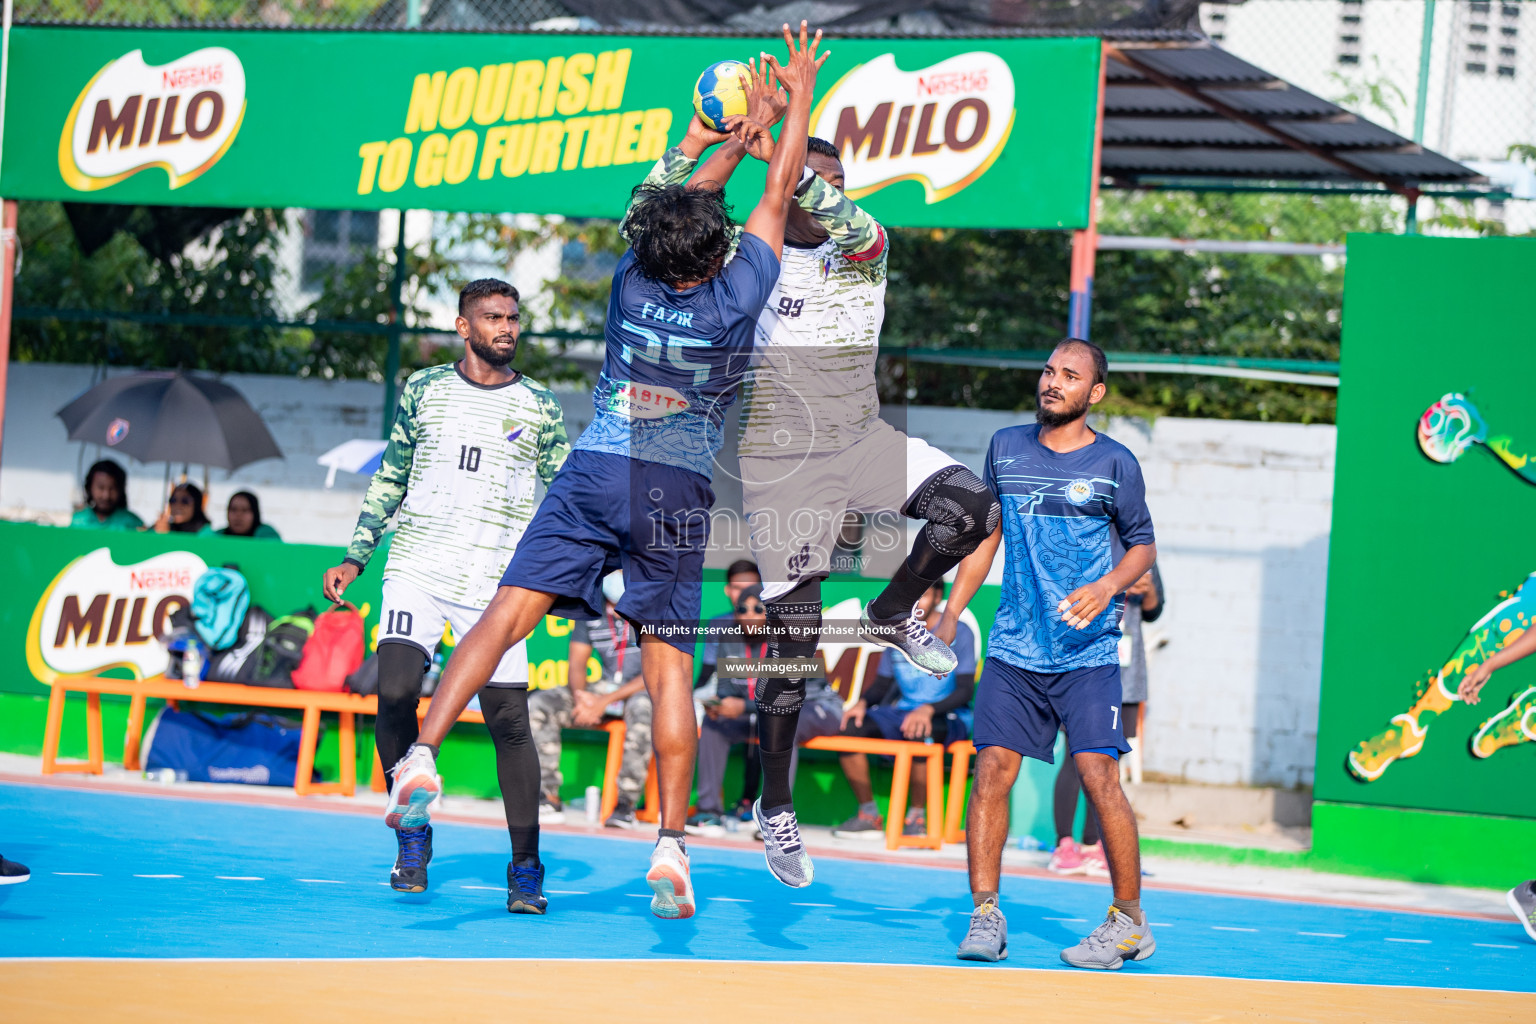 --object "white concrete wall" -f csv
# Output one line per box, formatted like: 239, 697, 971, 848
2, 364, 1335, 787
